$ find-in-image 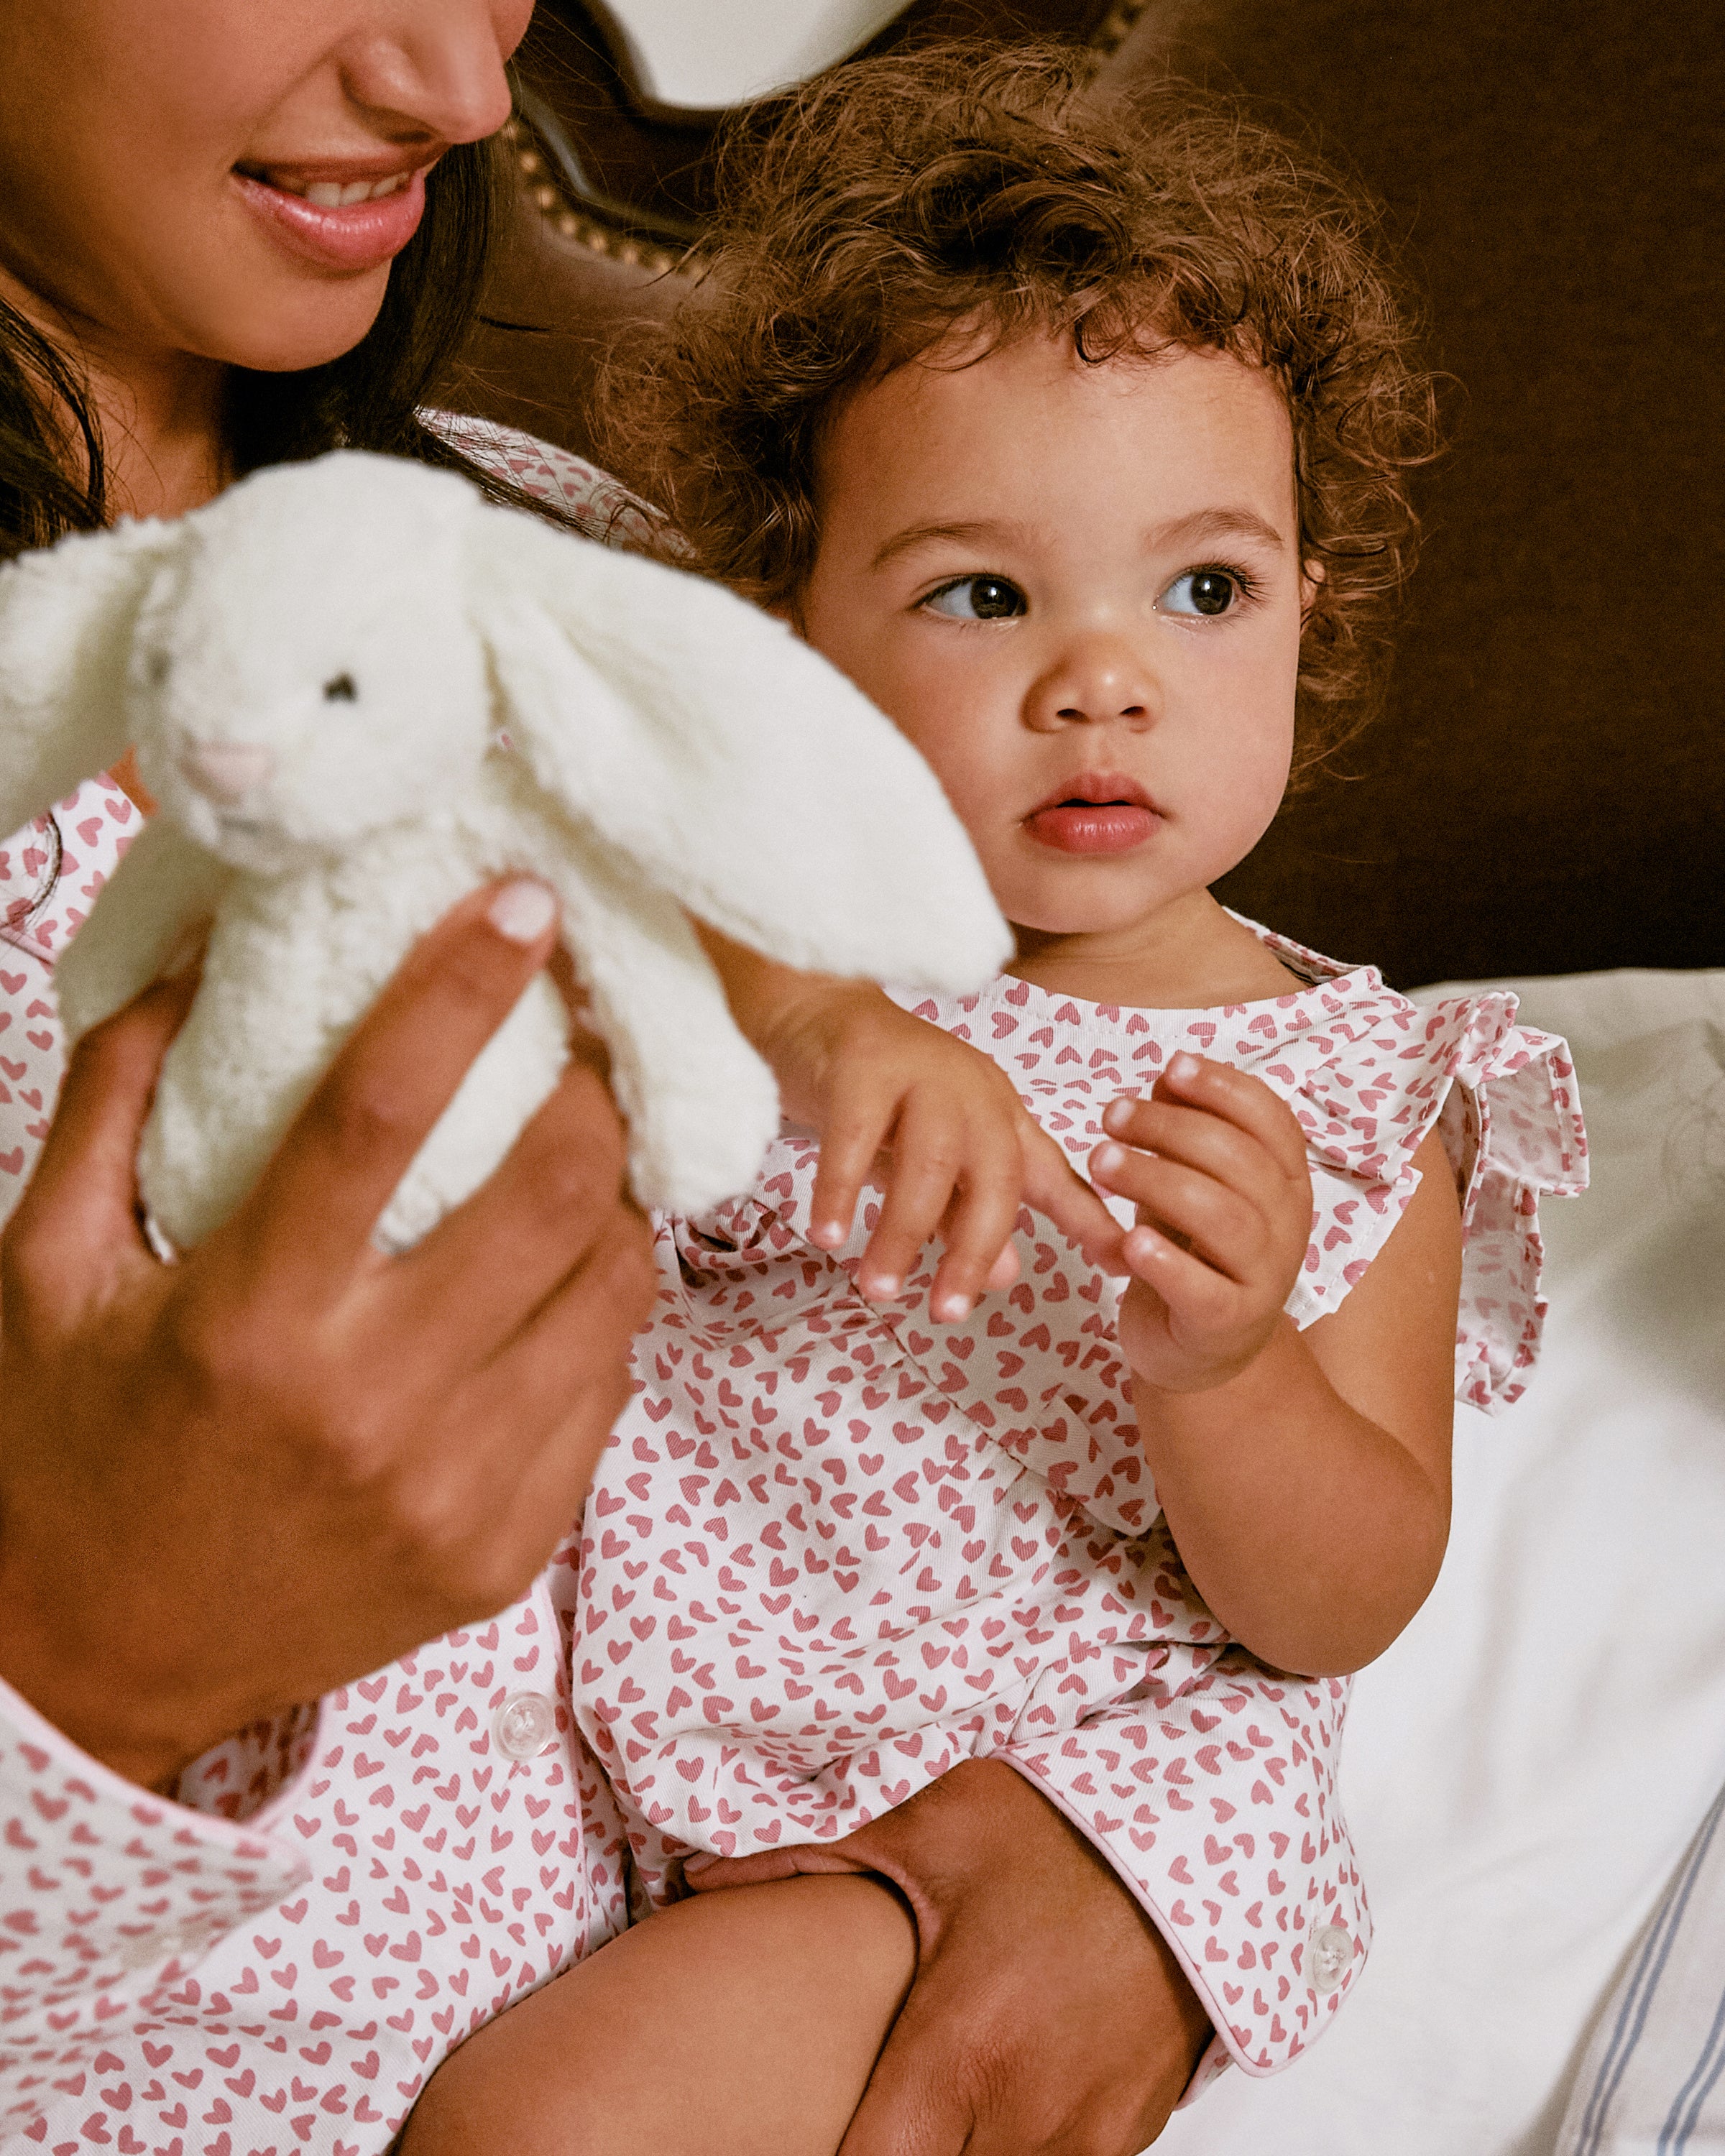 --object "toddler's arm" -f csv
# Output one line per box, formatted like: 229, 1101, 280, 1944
1091, 1053, 1460, 1677
700, 928, 1122, 1322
